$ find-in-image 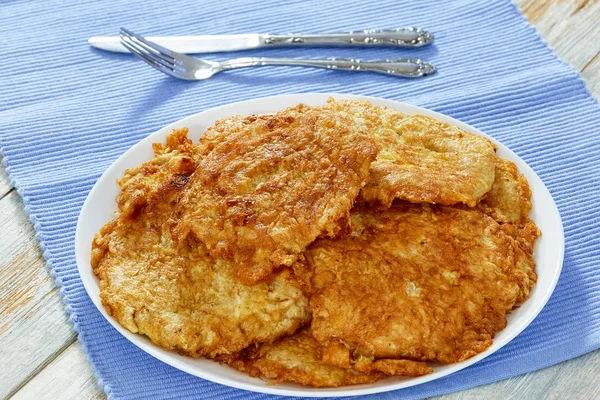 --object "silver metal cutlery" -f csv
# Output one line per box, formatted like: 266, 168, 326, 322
91, 28, 433, 54
119, 28, 436, 80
